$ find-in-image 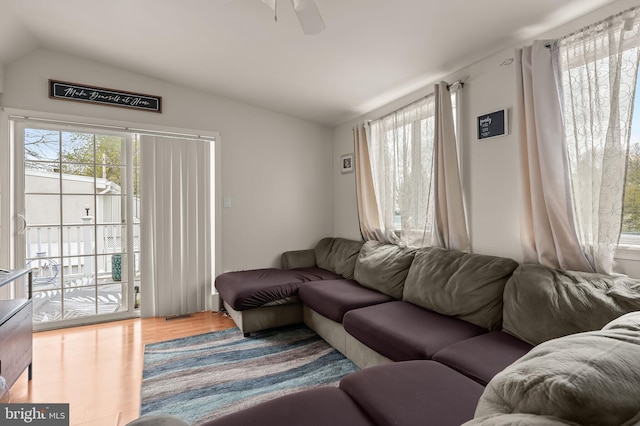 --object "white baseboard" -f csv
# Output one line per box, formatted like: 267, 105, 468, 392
211, 293, 222, 312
